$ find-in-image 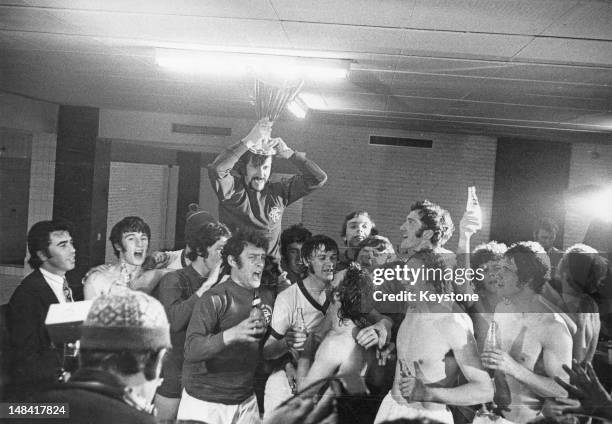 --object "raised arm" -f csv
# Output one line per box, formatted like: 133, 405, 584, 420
208, 120, 272, 199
